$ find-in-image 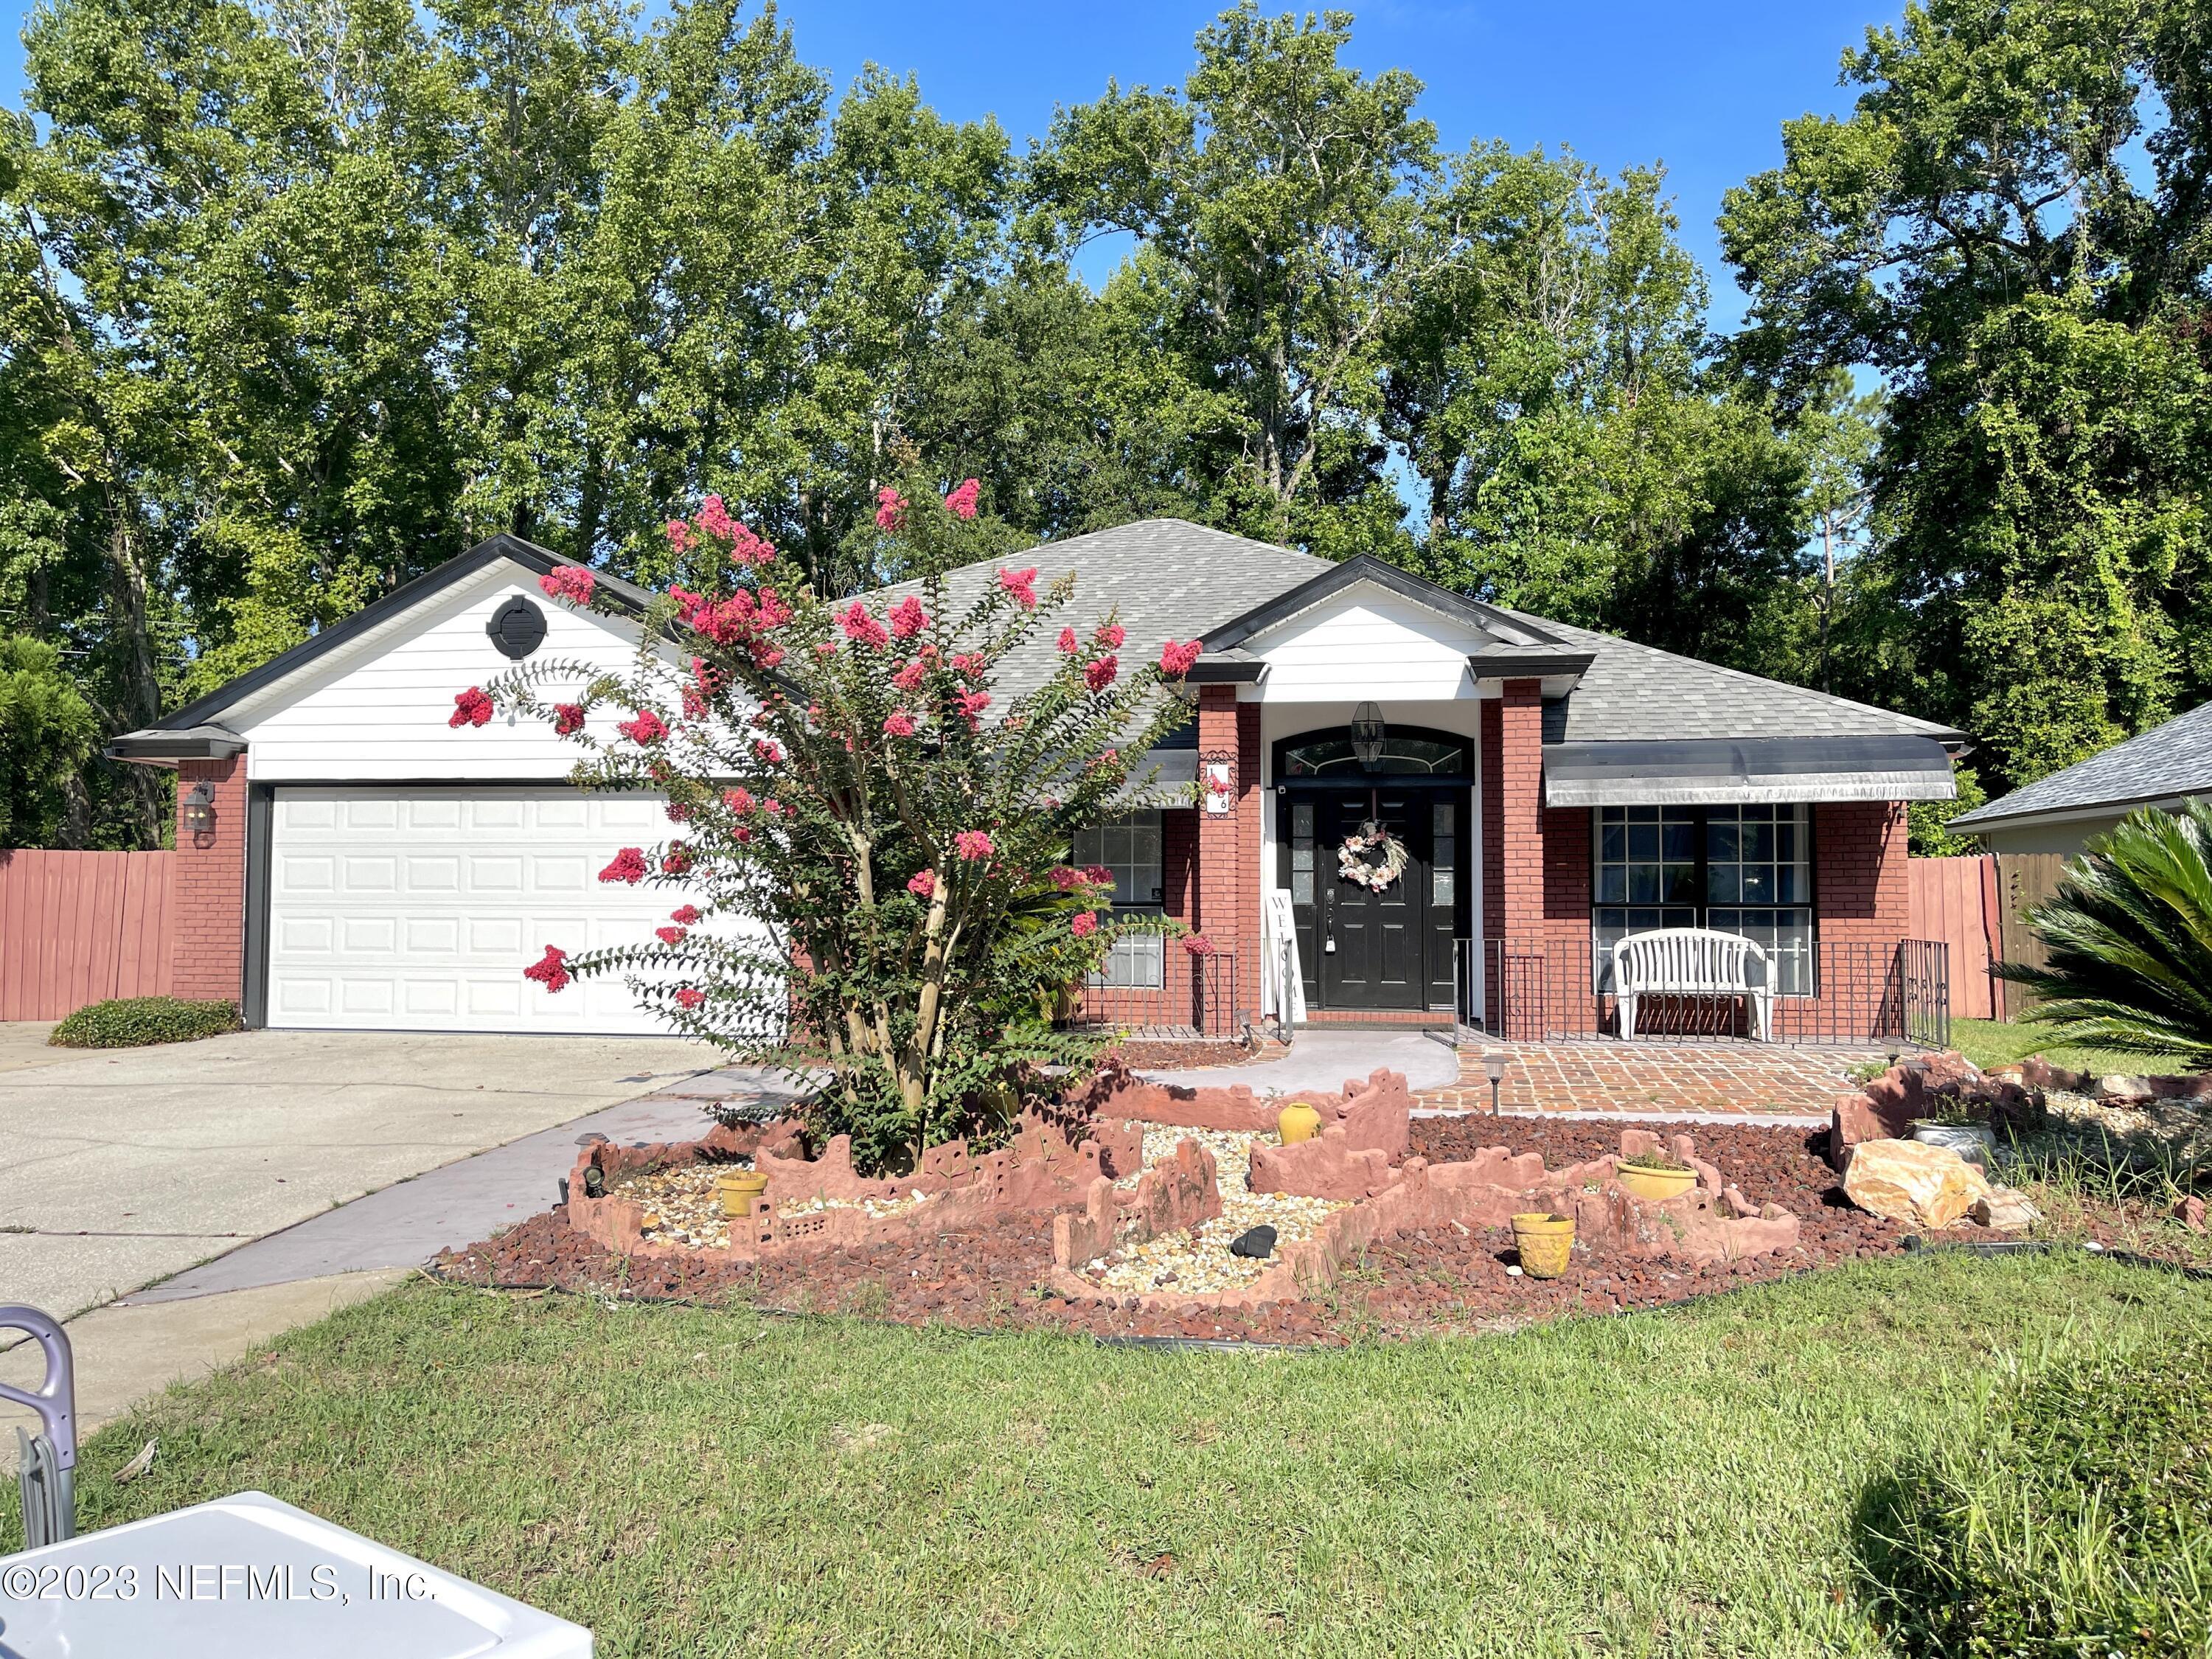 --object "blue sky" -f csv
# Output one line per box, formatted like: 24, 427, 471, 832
1, 1, 1900, 327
